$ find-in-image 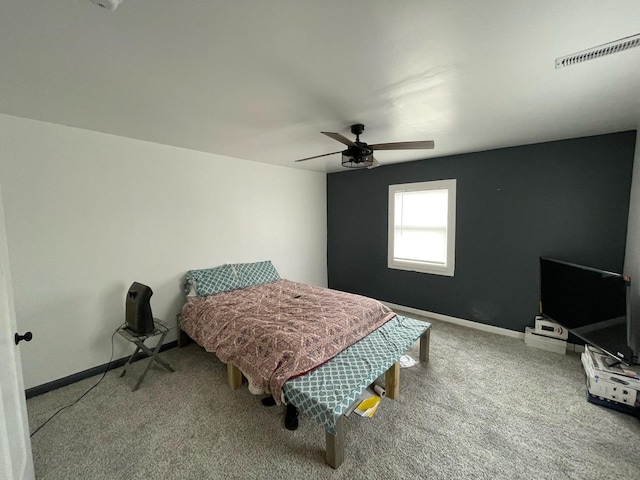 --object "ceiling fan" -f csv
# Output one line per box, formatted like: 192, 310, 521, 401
294, 124, 434, 169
